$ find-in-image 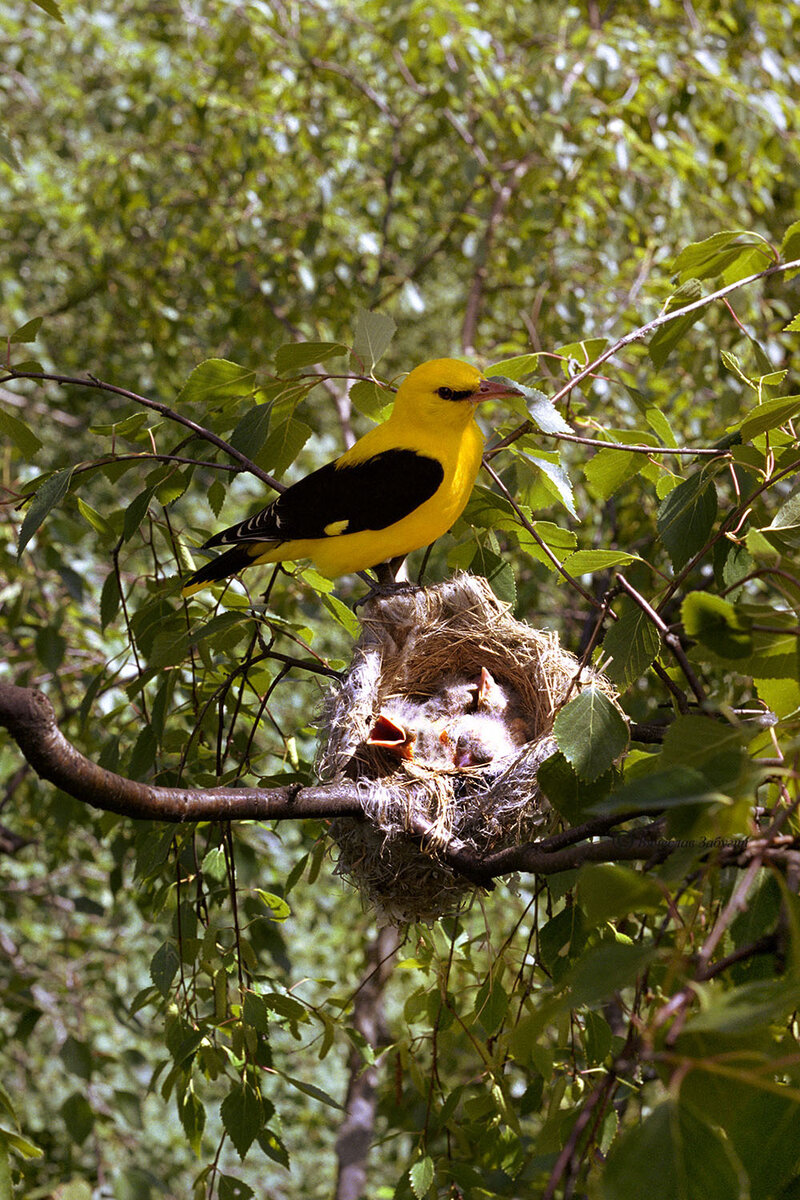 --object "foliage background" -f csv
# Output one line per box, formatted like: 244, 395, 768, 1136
2, 1, 800, 1197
